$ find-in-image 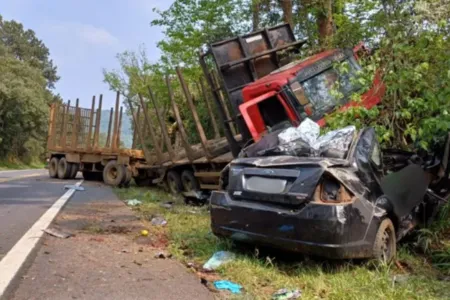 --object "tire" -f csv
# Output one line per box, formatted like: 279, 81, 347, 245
181, 170, 199, 192
69, 163, 79, 179
103, 160, 126, 186
373, 218, 396, 263
167, 170, 183, 194
48, 157, 59, 178
121, 167, 132, 188
57, 157, 71, 179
